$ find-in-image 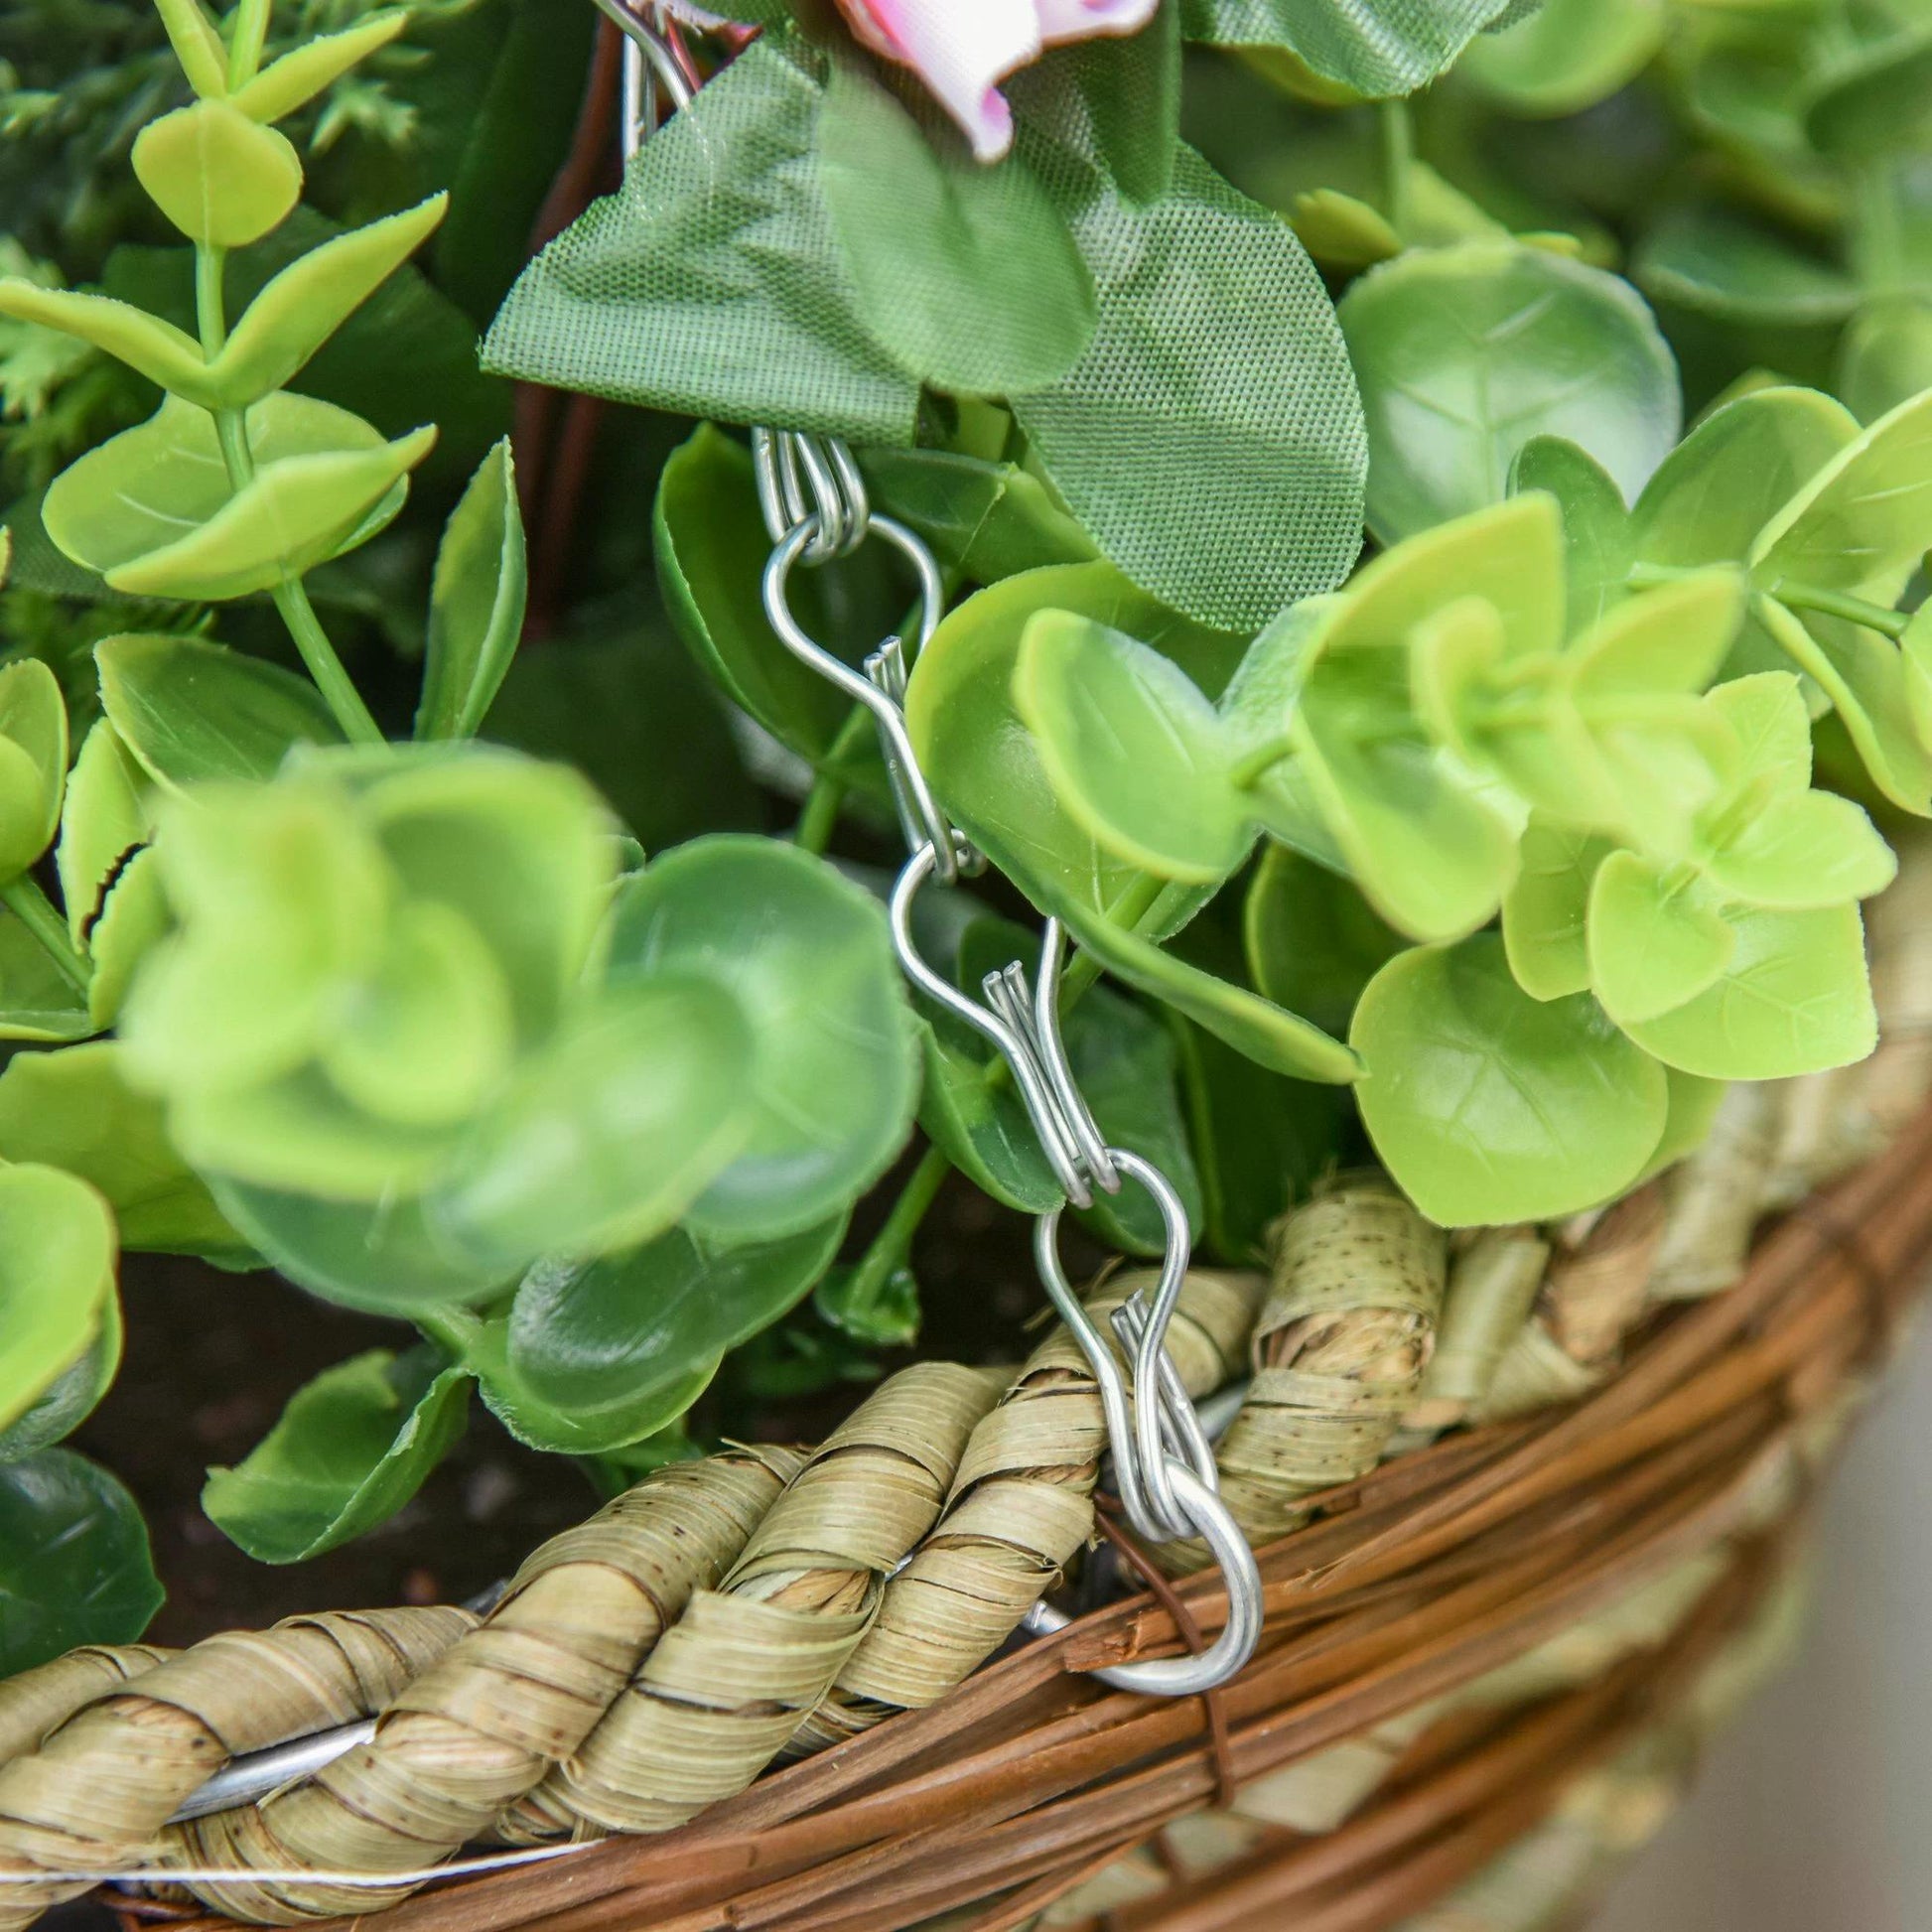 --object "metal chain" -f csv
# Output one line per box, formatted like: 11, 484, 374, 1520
610, 1, 1261, 1698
